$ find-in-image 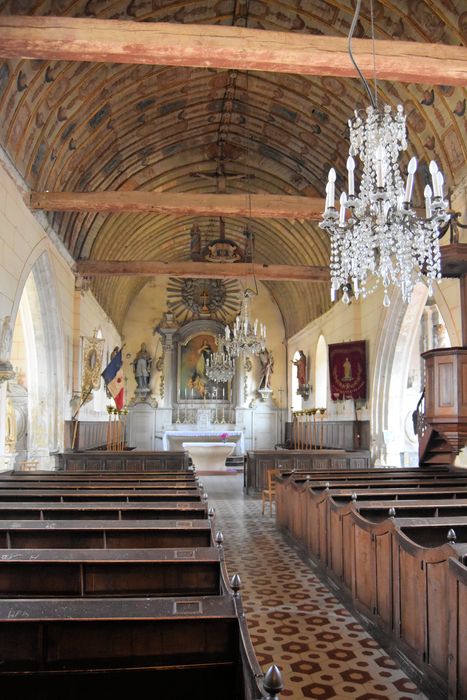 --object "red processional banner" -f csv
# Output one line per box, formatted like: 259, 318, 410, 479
328, 340, 367, 401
